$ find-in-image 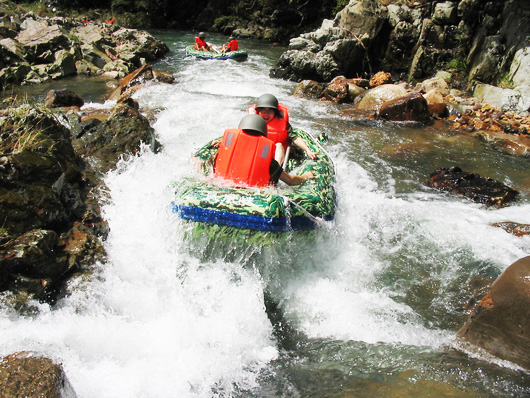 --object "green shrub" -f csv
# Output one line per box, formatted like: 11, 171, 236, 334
333, 0, 350, 14
445, 58, 467, 74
